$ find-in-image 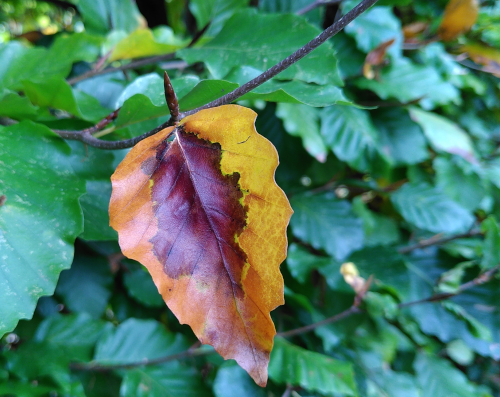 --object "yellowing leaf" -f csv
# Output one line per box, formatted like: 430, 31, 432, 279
109, 105, 293, 386
109, 28, 189, 61
438, 0, 479, 41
